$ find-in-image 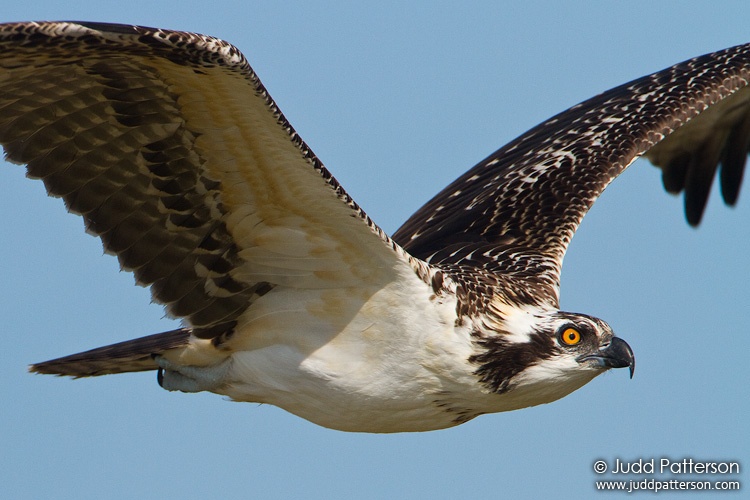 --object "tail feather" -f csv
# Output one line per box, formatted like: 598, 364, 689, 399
30, 328, 192, 377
